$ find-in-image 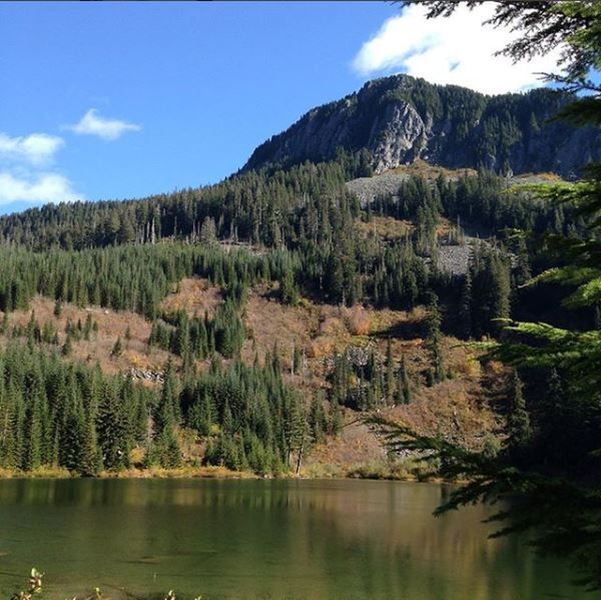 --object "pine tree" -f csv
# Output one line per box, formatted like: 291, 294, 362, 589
395, 355, 411, 405
61, 334, 73, 357
308, 393, 328, 444
0, 312, 8, 335
24, 397, 43, 471
62, 402, 86, 473
111, 337, 123, 357
279, 269, 299, 305
425, 293, 445, 385
156, 428, 182, 469
458, 271, 472, 340
83, 314, 93, 340
200, 217, 218, 246
96, 382, 130, 471
80, 413, 101, 476
506, 371, 531, 451
385, 339, 395, 405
